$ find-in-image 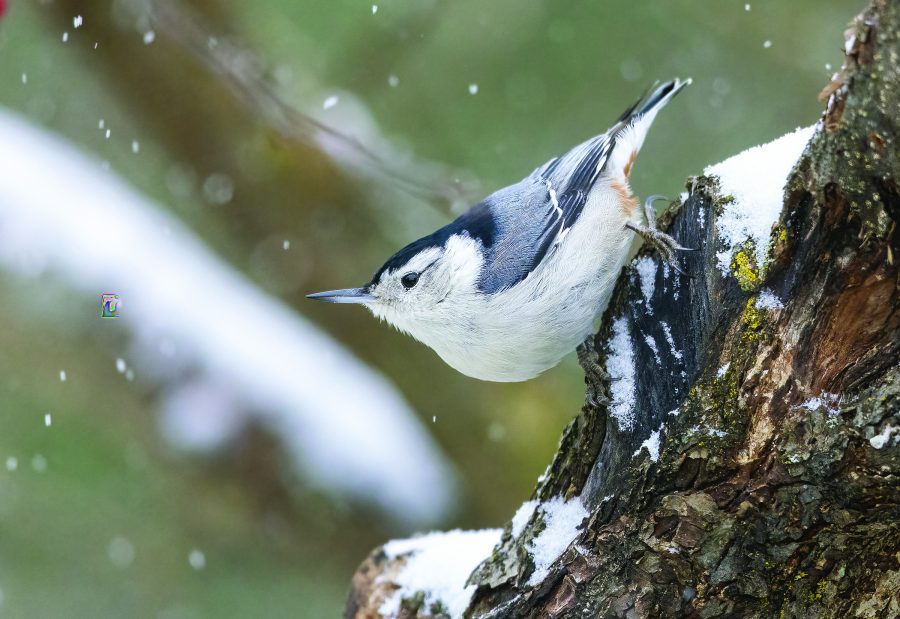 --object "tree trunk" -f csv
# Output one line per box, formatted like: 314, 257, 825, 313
347, 1, 900, 616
